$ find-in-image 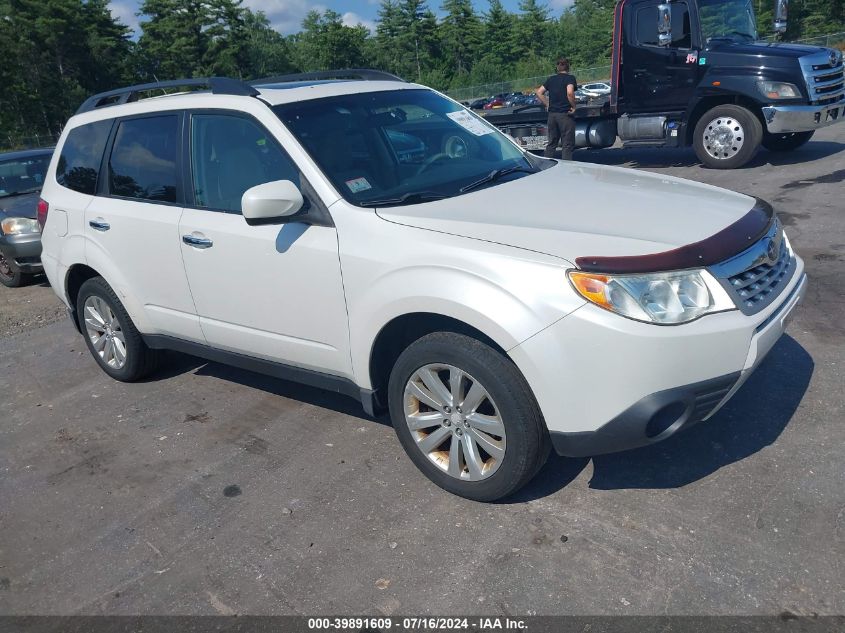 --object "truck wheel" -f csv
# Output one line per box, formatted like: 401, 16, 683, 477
762, 131, 814, 152
76, 277, 161, 382
693, 105, 762, 169
388, 331, 550, 502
